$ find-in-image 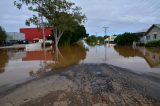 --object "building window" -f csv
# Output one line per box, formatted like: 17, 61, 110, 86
154, 34, 157, 39
146, 35, 150, 40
